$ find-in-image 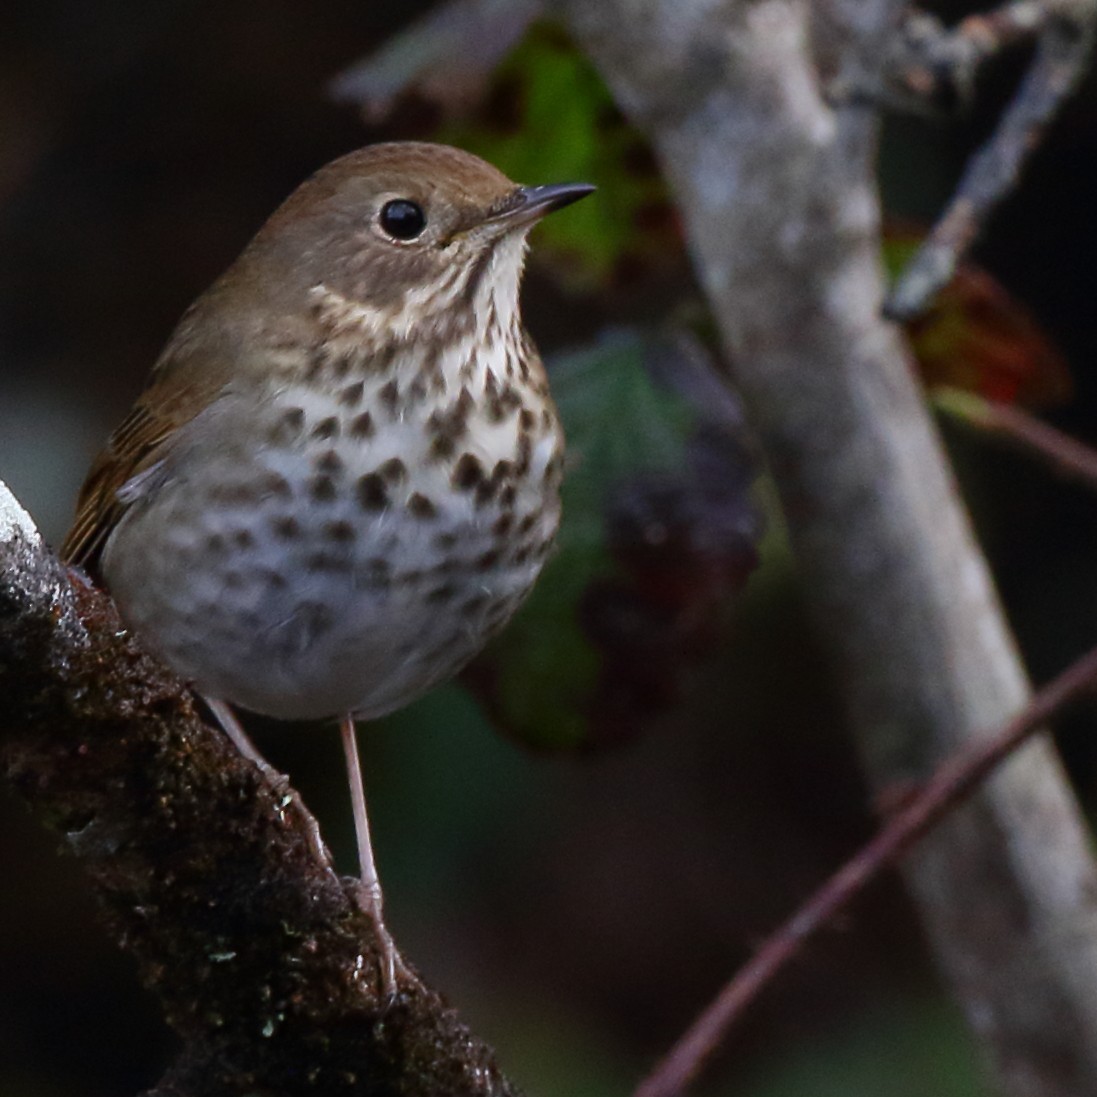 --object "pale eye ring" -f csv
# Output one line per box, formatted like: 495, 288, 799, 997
379, 199, 427, 241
